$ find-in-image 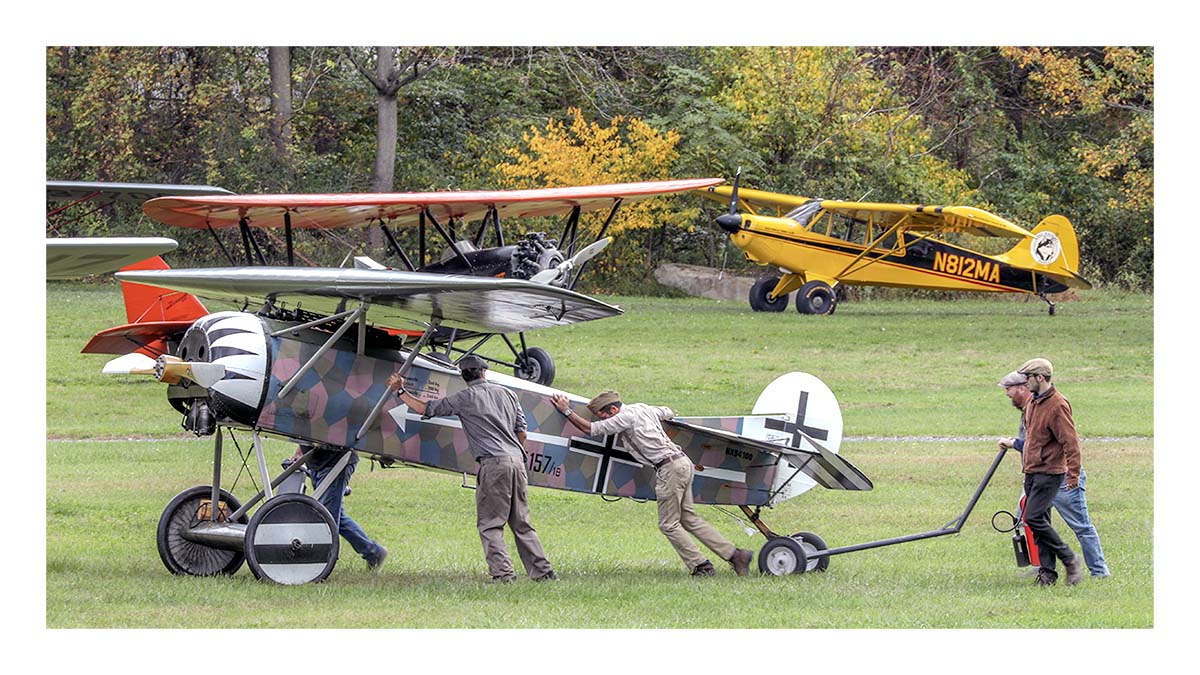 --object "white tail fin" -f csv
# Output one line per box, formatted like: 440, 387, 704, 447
747, 372, 845, 503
